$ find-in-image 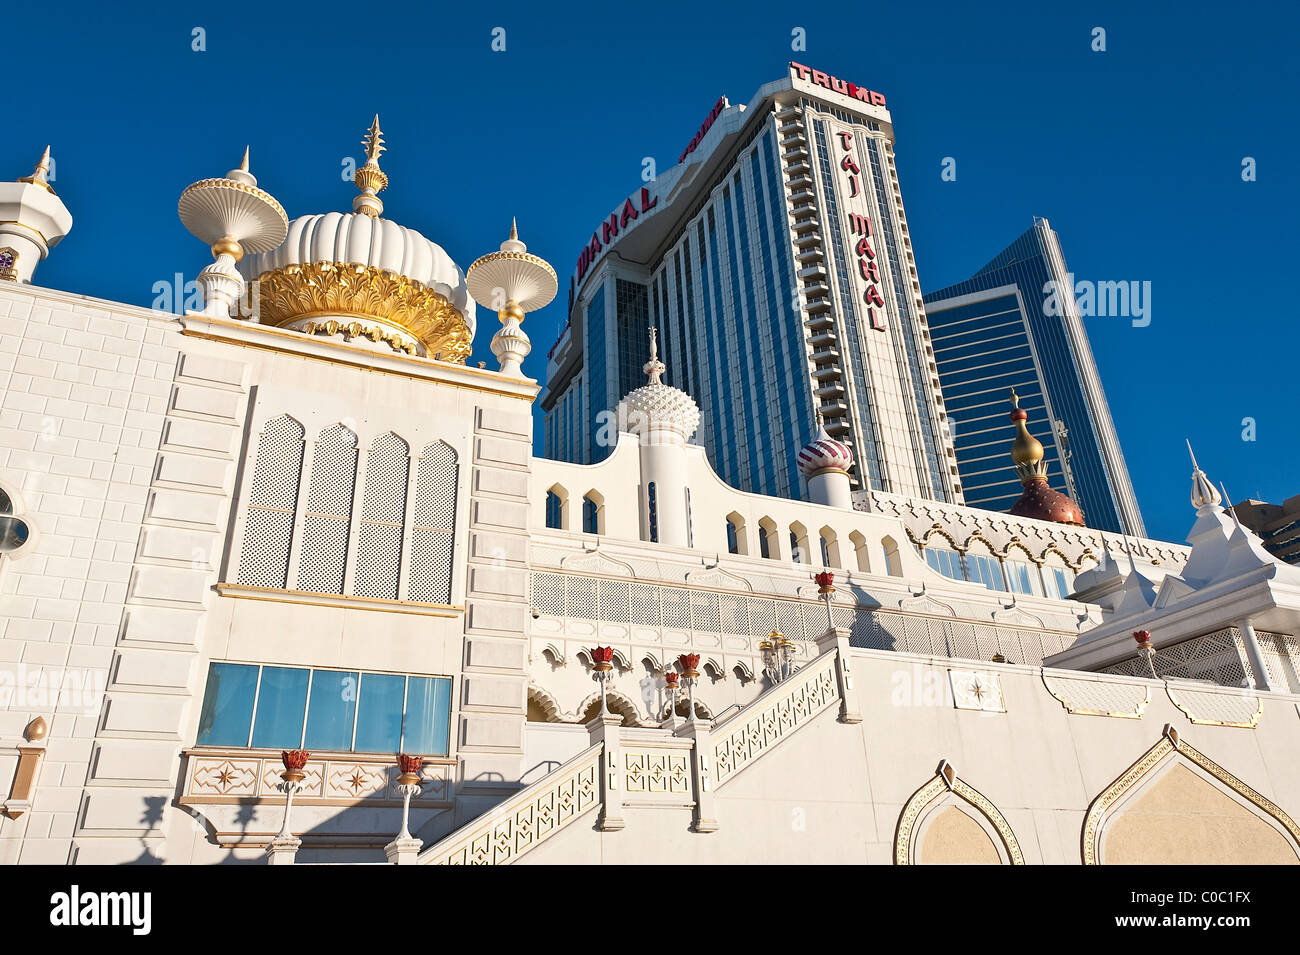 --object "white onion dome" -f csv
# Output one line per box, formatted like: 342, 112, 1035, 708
620, 328, 700, 440
235, 117, 476, 362
797, 423, 854, 478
